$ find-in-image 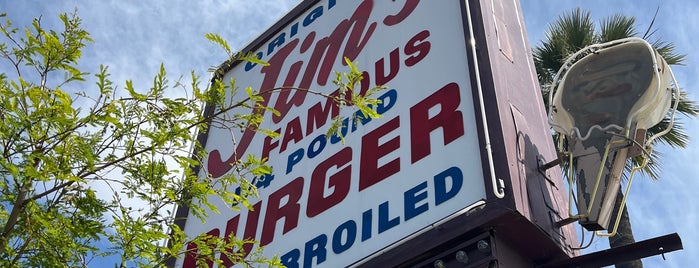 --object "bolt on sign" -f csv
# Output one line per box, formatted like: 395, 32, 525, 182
175, 1, 490, 267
